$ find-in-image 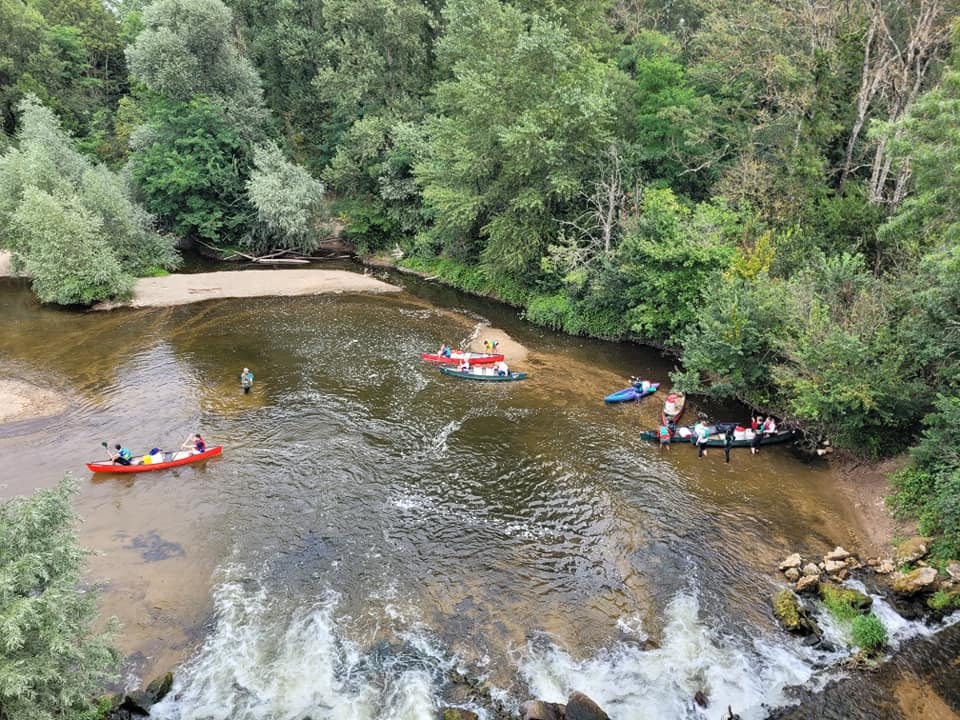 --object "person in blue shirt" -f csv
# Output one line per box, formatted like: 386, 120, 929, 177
111, 444, 132, 465
182, 434, 206, 454
241, 367, 254, 393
